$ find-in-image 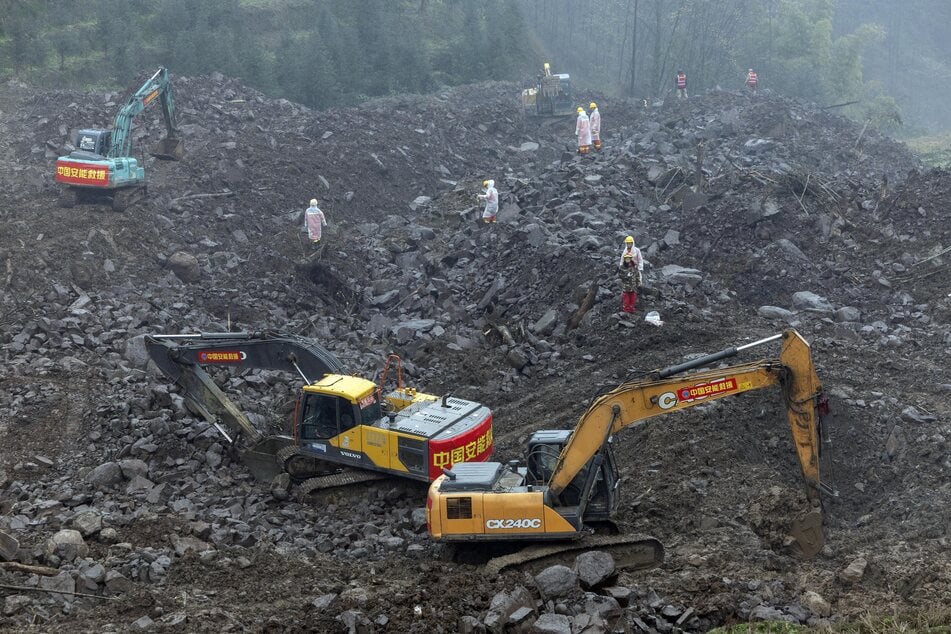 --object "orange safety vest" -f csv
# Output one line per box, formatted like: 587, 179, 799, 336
676, 73, 686, 88
747, 72, 758, 86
